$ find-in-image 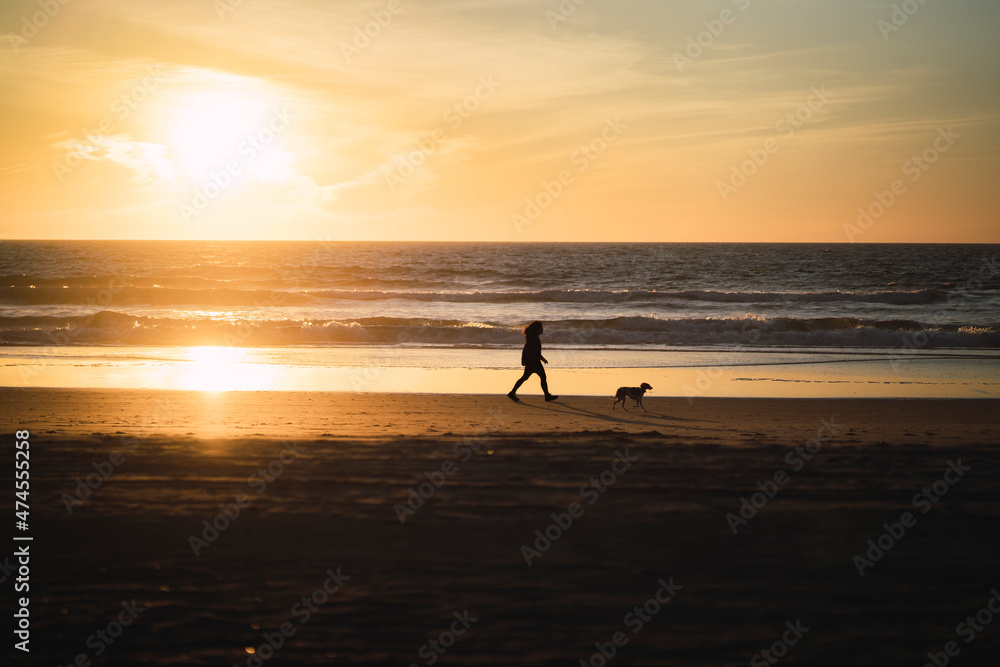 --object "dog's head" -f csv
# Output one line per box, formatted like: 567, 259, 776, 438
640, 383, 652, 391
